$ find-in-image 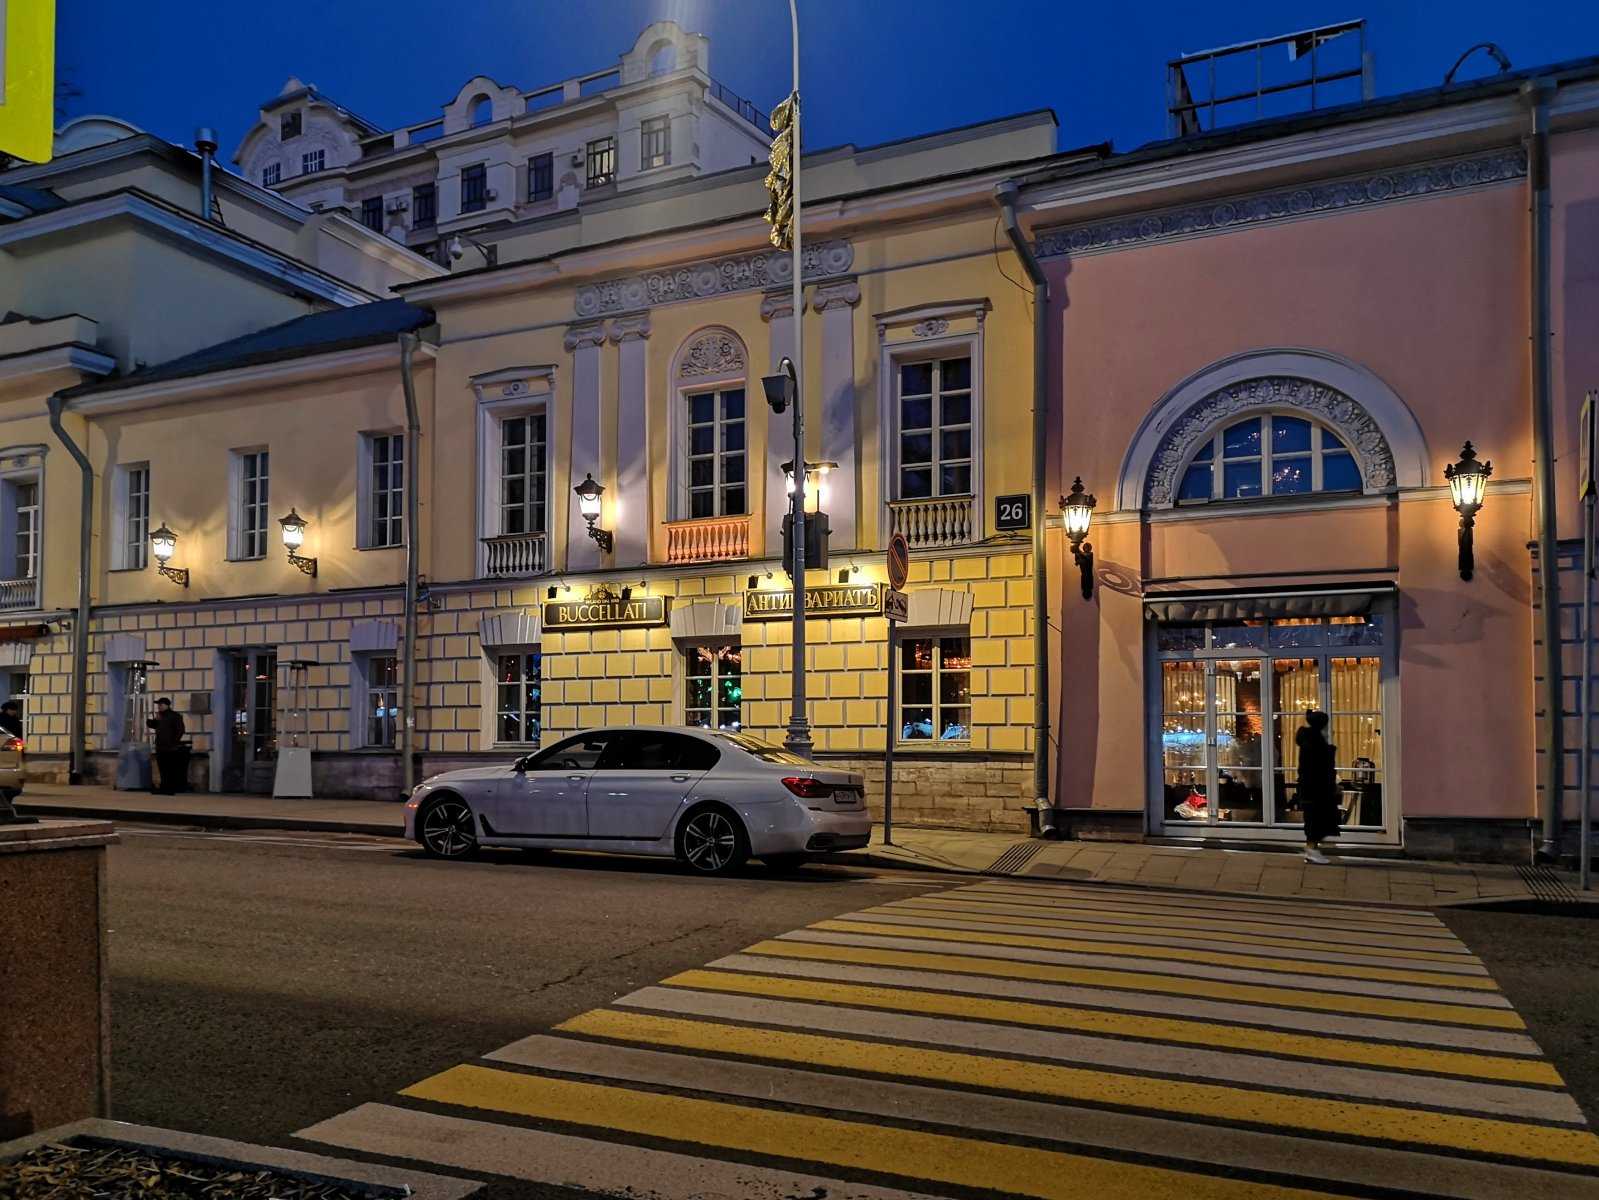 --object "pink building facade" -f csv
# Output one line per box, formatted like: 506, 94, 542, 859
1017, 63, 1599, 860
